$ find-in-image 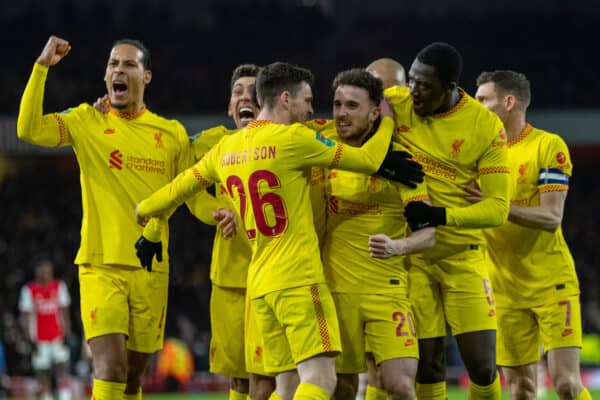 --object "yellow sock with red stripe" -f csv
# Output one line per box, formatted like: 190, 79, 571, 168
575, 387, 592, 400
91, 379, 126, 400
416, 381, 447, 400
293, 382, 329, 400
468, 372, 501, 400
365, 384, 390, 400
